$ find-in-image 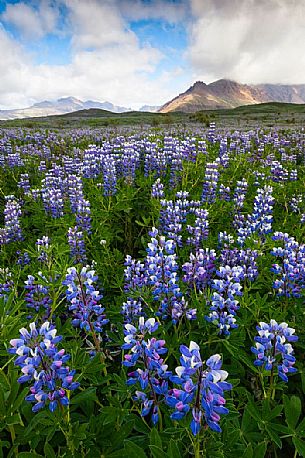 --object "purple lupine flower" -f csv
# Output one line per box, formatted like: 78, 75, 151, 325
218, 232, 234, 248
205, 266, 243, 335
251, 320, 298, 382
233, 179, 248, 210
182, 249, 216, 292
290, 169, 297, 181
0, 268, 14, 300
159, 192, 193, 247
36, 236, 50, 263
124, 256, 147, 291
3, 195, 23, 242
167, 341, 231, 435
18, 173, 31, 195
16, 251, 31, 266
151, 178, 165, 199
63, 266, 108, 335
146, 228, 196, 323
67, 226, 87, 264
121, 298, 145, 323
122, 317, 170, 424
201, 161, 220, 204
270, 161, 288, 183
237, 185, 274, 246
218, 184, 231, 202
102, 154, 117, 196
8, 322, 79, 412
219, 248, 259, 282
24, 273, 52, 316
41, 169, 65, 218
270, 234, 305, 297
187, 208, 209, 248
75, 198, 91, 233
